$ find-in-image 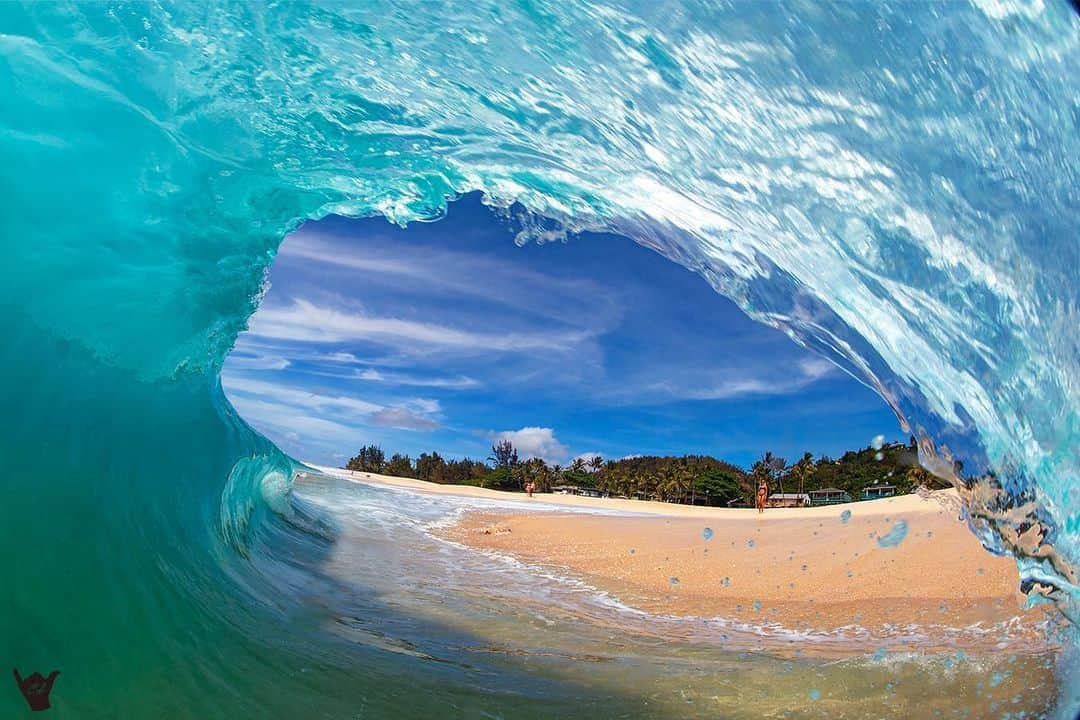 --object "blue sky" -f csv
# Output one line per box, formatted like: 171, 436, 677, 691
223, 194, 901, 469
